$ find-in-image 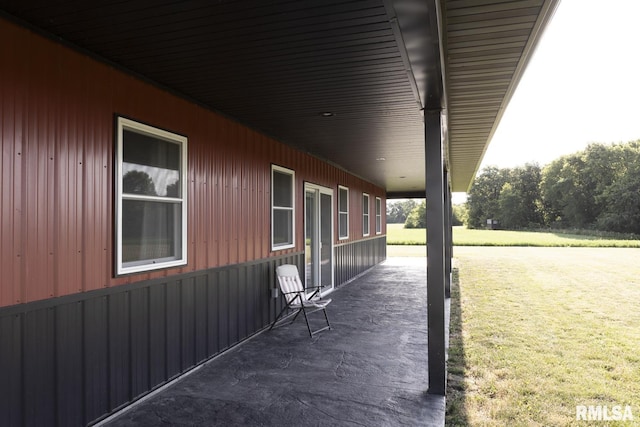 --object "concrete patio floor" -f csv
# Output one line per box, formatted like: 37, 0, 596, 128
101, 257, 446, 427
